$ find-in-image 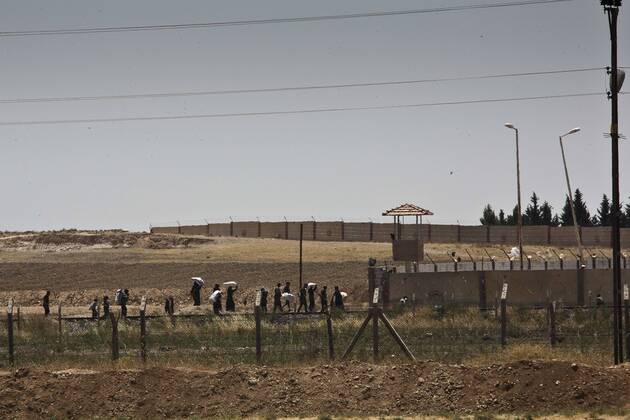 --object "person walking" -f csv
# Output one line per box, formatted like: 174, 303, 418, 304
308, 285, 317, 312
296, 283, 308, 313
331, 286, 344, 311
89, 298, 99, 320
260, 287, 269, 313
211, 284, 222, 315
320, 285, 329, 313
120, 289, 129, 318
42, 290, 51, 317
102, 295, 110, 320
191, 277, 204, 306
282, 282, 292, 312
273, 283, 283, 313
226, 284, 238, 312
